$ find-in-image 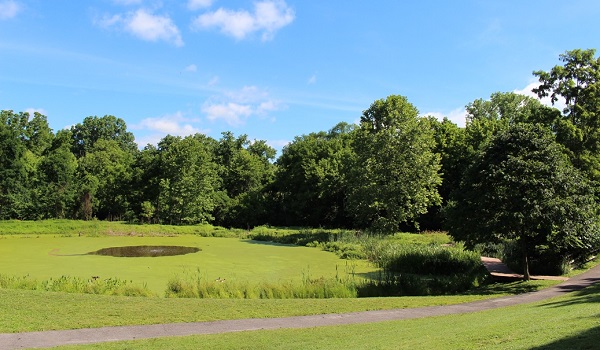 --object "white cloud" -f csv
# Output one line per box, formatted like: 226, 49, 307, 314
188, 0, 213, 11
96, 9, 184, 47
422, 108, 467, 127
192, 0, 294, 41
203, 102, 253, 126
513, 80, 567, 112
307, 74, 317, 85
25, 107, 48, 117
133, 112, 208, 147
133, 112, 201, 135
202, 85, 284, 126
0, 0, 20, 20
184, 64, 197, 72
126, 10, 184, 46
